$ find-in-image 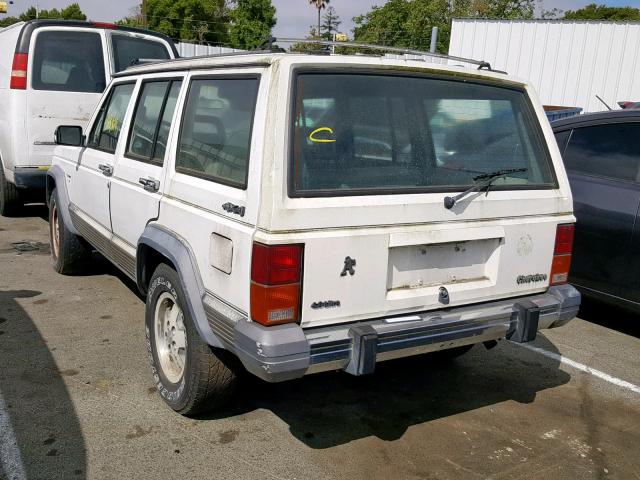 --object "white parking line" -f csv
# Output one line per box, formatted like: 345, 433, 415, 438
0, 391, 27, 480
518, 343, 640, 395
